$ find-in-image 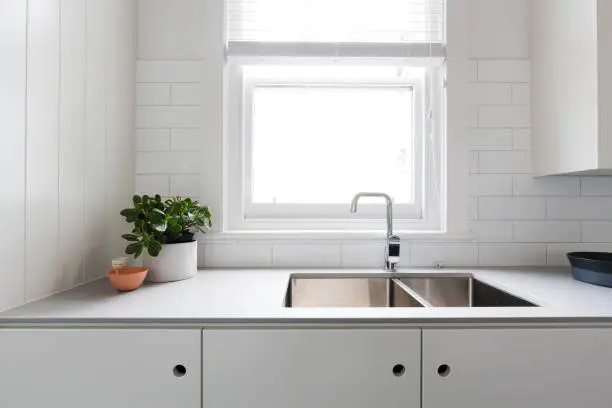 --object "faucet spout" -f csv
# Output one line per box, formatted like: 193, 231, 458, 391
350, 192, 393, 238
350, 192, 399, 271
